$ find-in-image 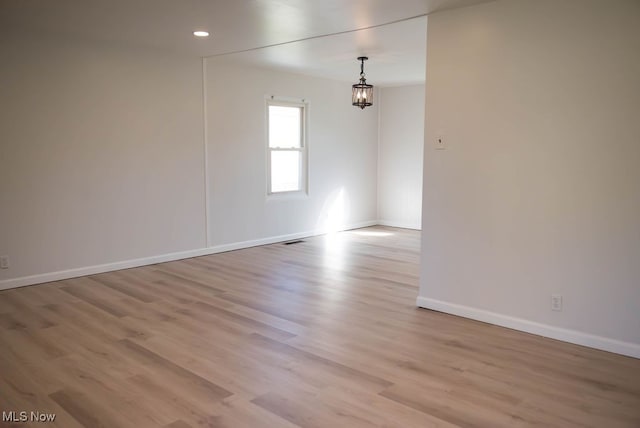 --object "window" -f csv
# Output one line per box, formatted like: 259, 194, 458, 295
267, 100, 307, 194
